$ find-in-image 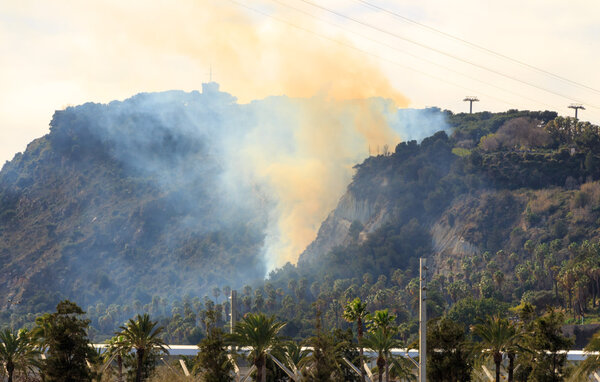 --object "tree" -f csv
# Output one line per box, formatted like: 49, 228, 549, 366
228, 313, 285, 382
573, 328, 600, 380
471, 316, 520, 382
344, 298, 369, 382
427, 317, 473, 382
366, 309, 398, 381
194, 310, 233, 382
33, 300, 95, 382
367, 309, 396, 335
280, 341, 309, 377
361, 328, 400, 382
118, 313, 169, 382
516, 309, 573, 382
104, 335, 128, 382
300, 329, 342, 381
0, 328, 39, 382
